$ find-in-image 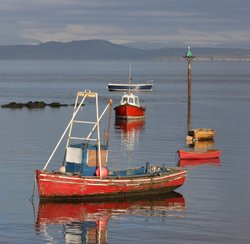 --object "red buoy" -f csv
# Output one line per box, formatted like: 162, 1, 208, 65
95, 167, 109, 177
